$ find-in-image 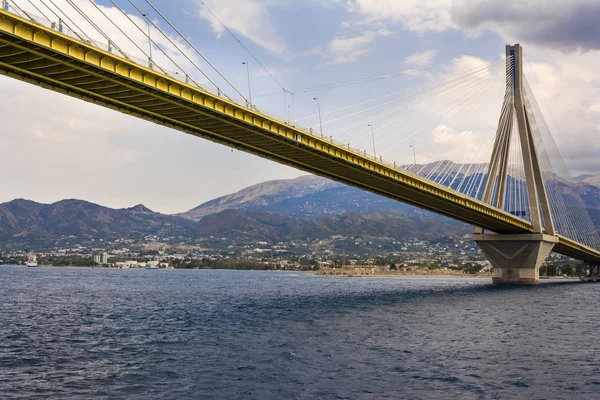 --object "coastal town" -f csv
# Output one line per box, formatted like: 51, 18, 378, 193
0, 233, 580, 276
